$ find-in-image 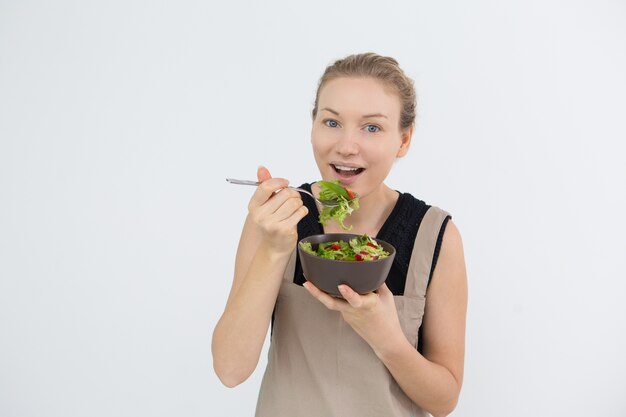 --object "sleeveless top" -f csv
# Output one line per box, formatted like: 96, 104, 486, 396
256, 183, 451, 417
